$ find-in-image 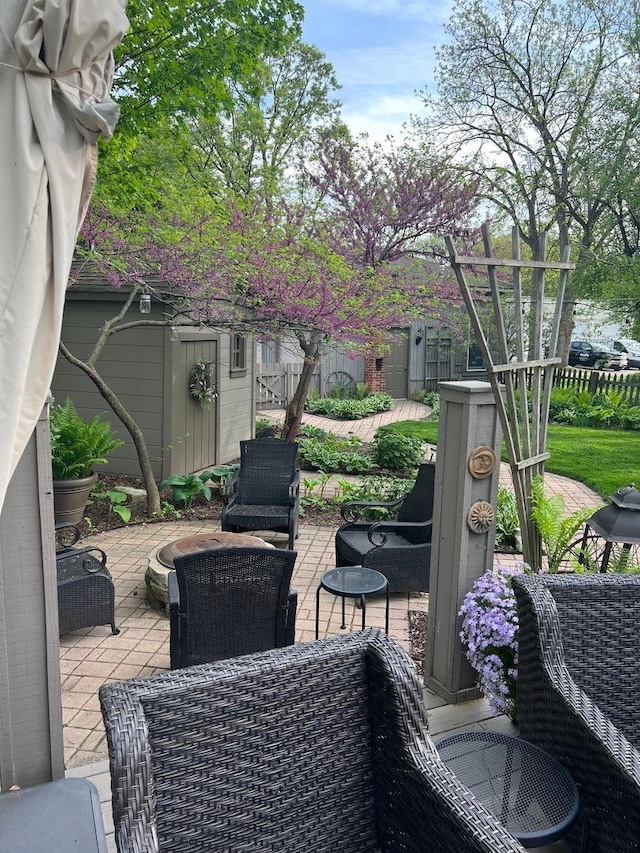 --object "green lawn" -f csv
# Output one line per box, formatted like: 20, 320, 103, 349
385, 420, 640, 500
